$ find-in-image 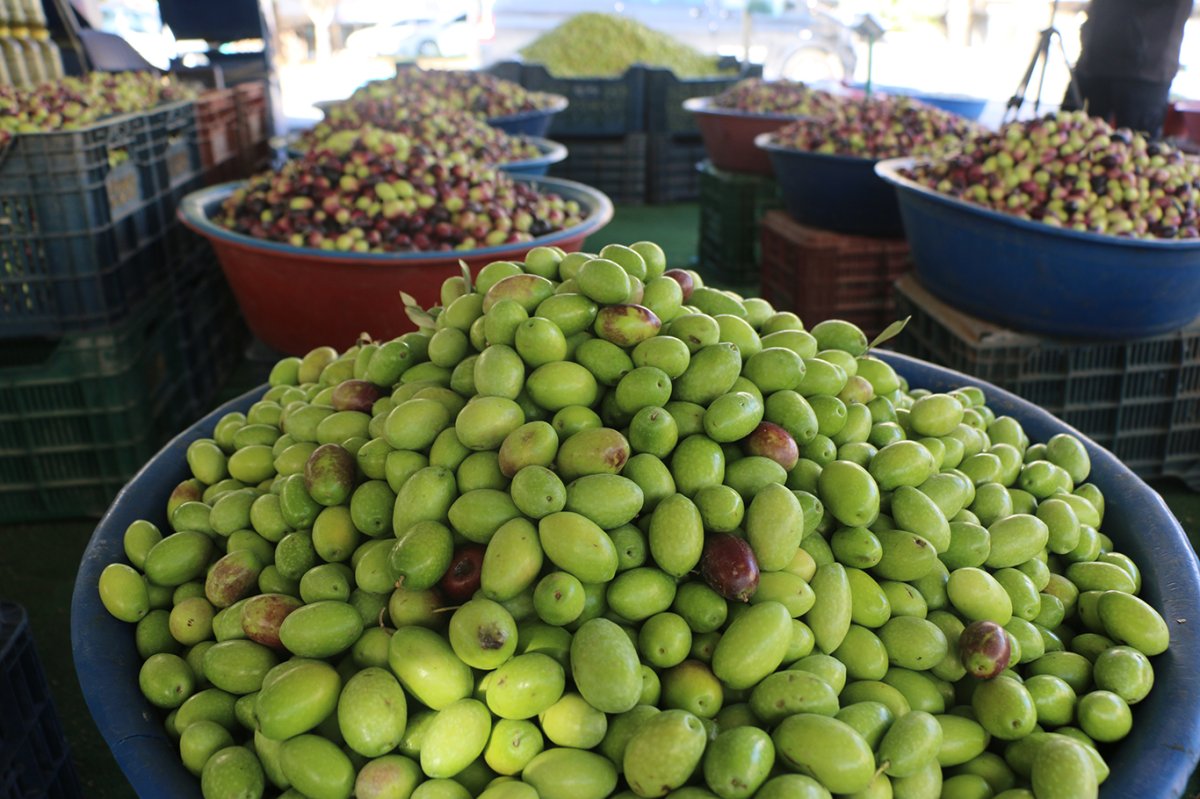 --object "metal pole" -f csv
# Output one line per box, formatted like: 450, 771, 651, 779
49, 0, 88, 72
